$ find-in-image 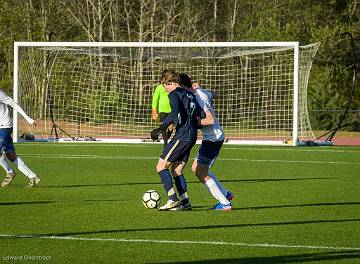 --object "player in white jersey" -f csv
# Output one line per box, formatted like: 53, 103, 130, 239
179, 74, 233, 210
0, 90, 40, 188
